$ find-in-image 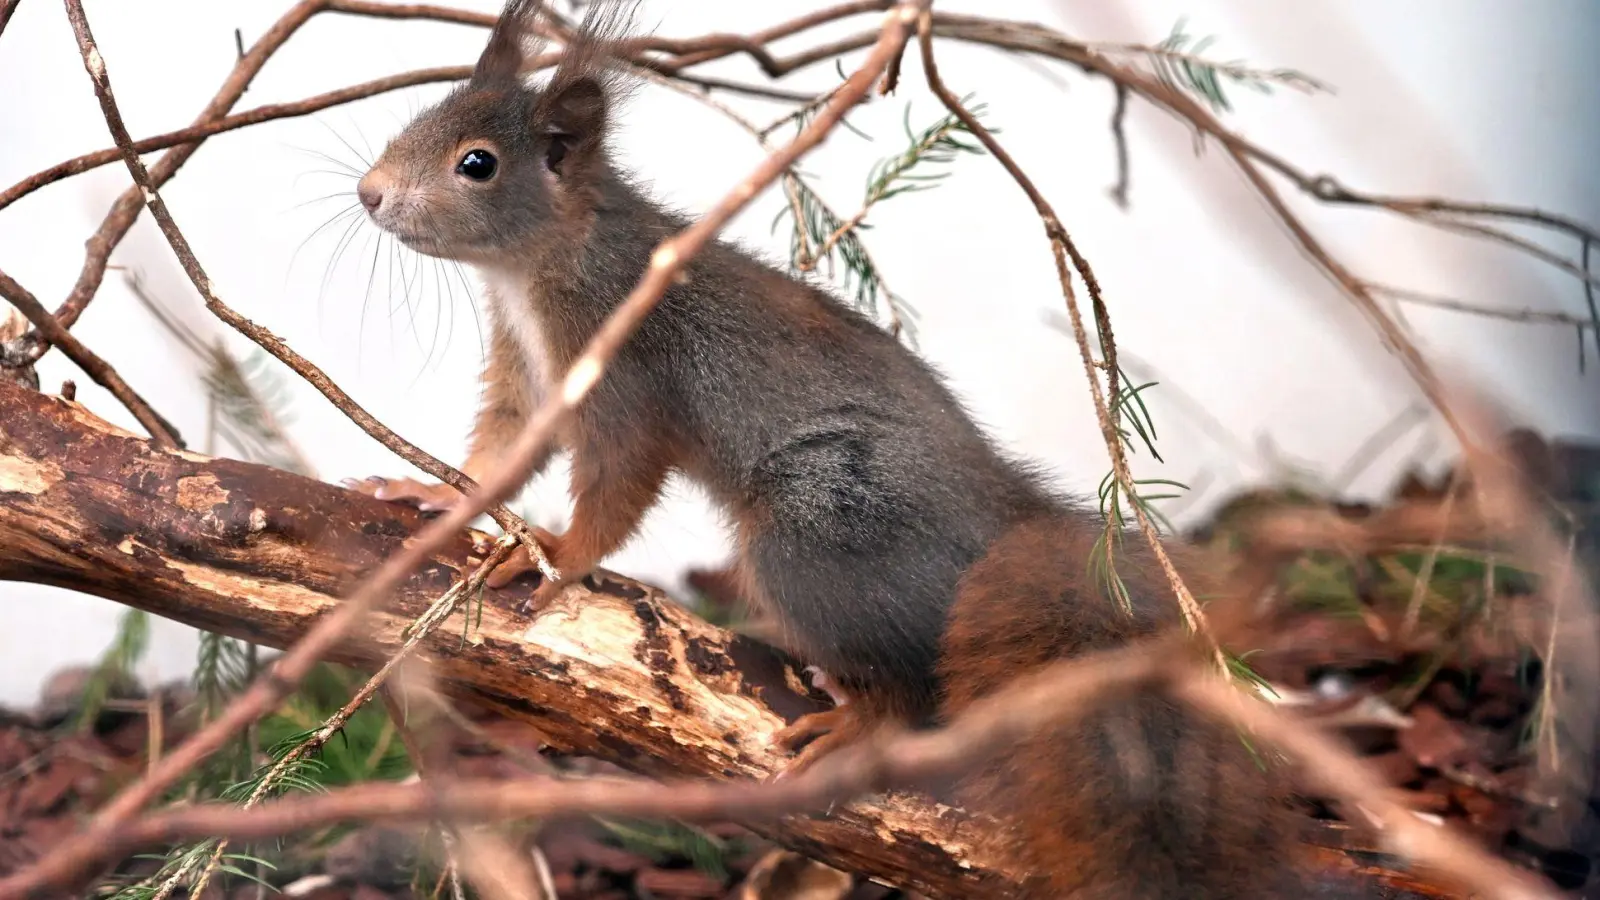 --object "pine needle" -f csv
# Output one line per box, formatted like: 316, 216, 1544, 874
1145, 18, 1330, 113
771, 95, 992, 344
